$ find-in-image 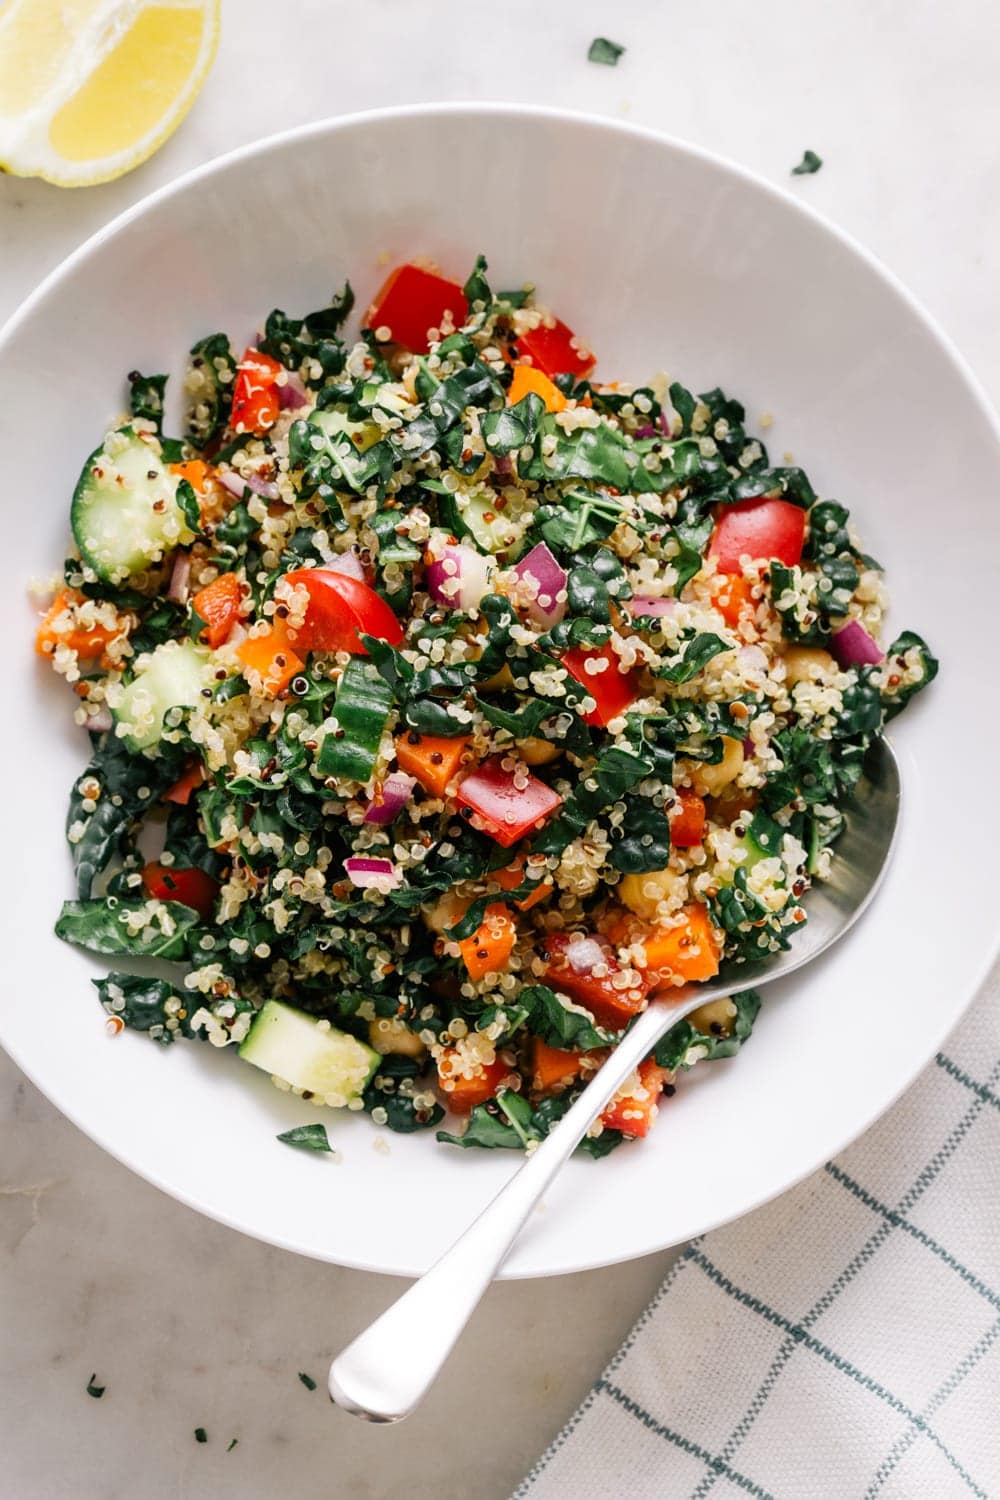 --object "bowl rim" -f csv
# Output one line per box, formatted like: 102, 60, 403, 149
3, 101, 999, 1278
